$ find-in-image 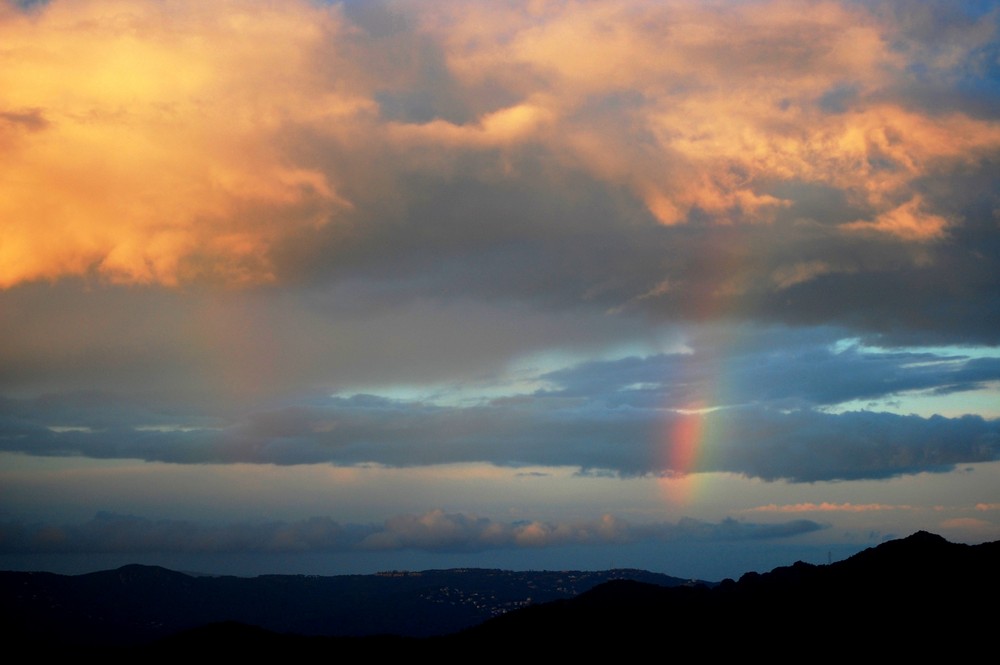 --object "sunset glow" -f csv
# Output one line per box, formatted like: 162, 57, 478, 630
2, 0, 999, 581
